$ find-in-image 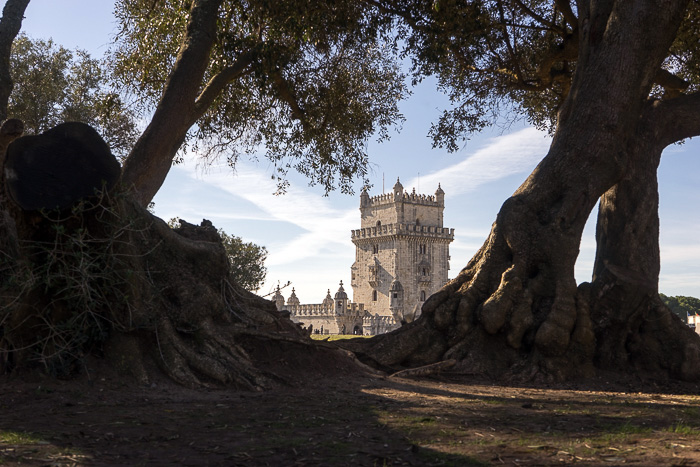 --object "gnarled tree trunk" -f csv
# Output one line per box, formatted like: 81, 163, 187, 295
343, 0, 700, 382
